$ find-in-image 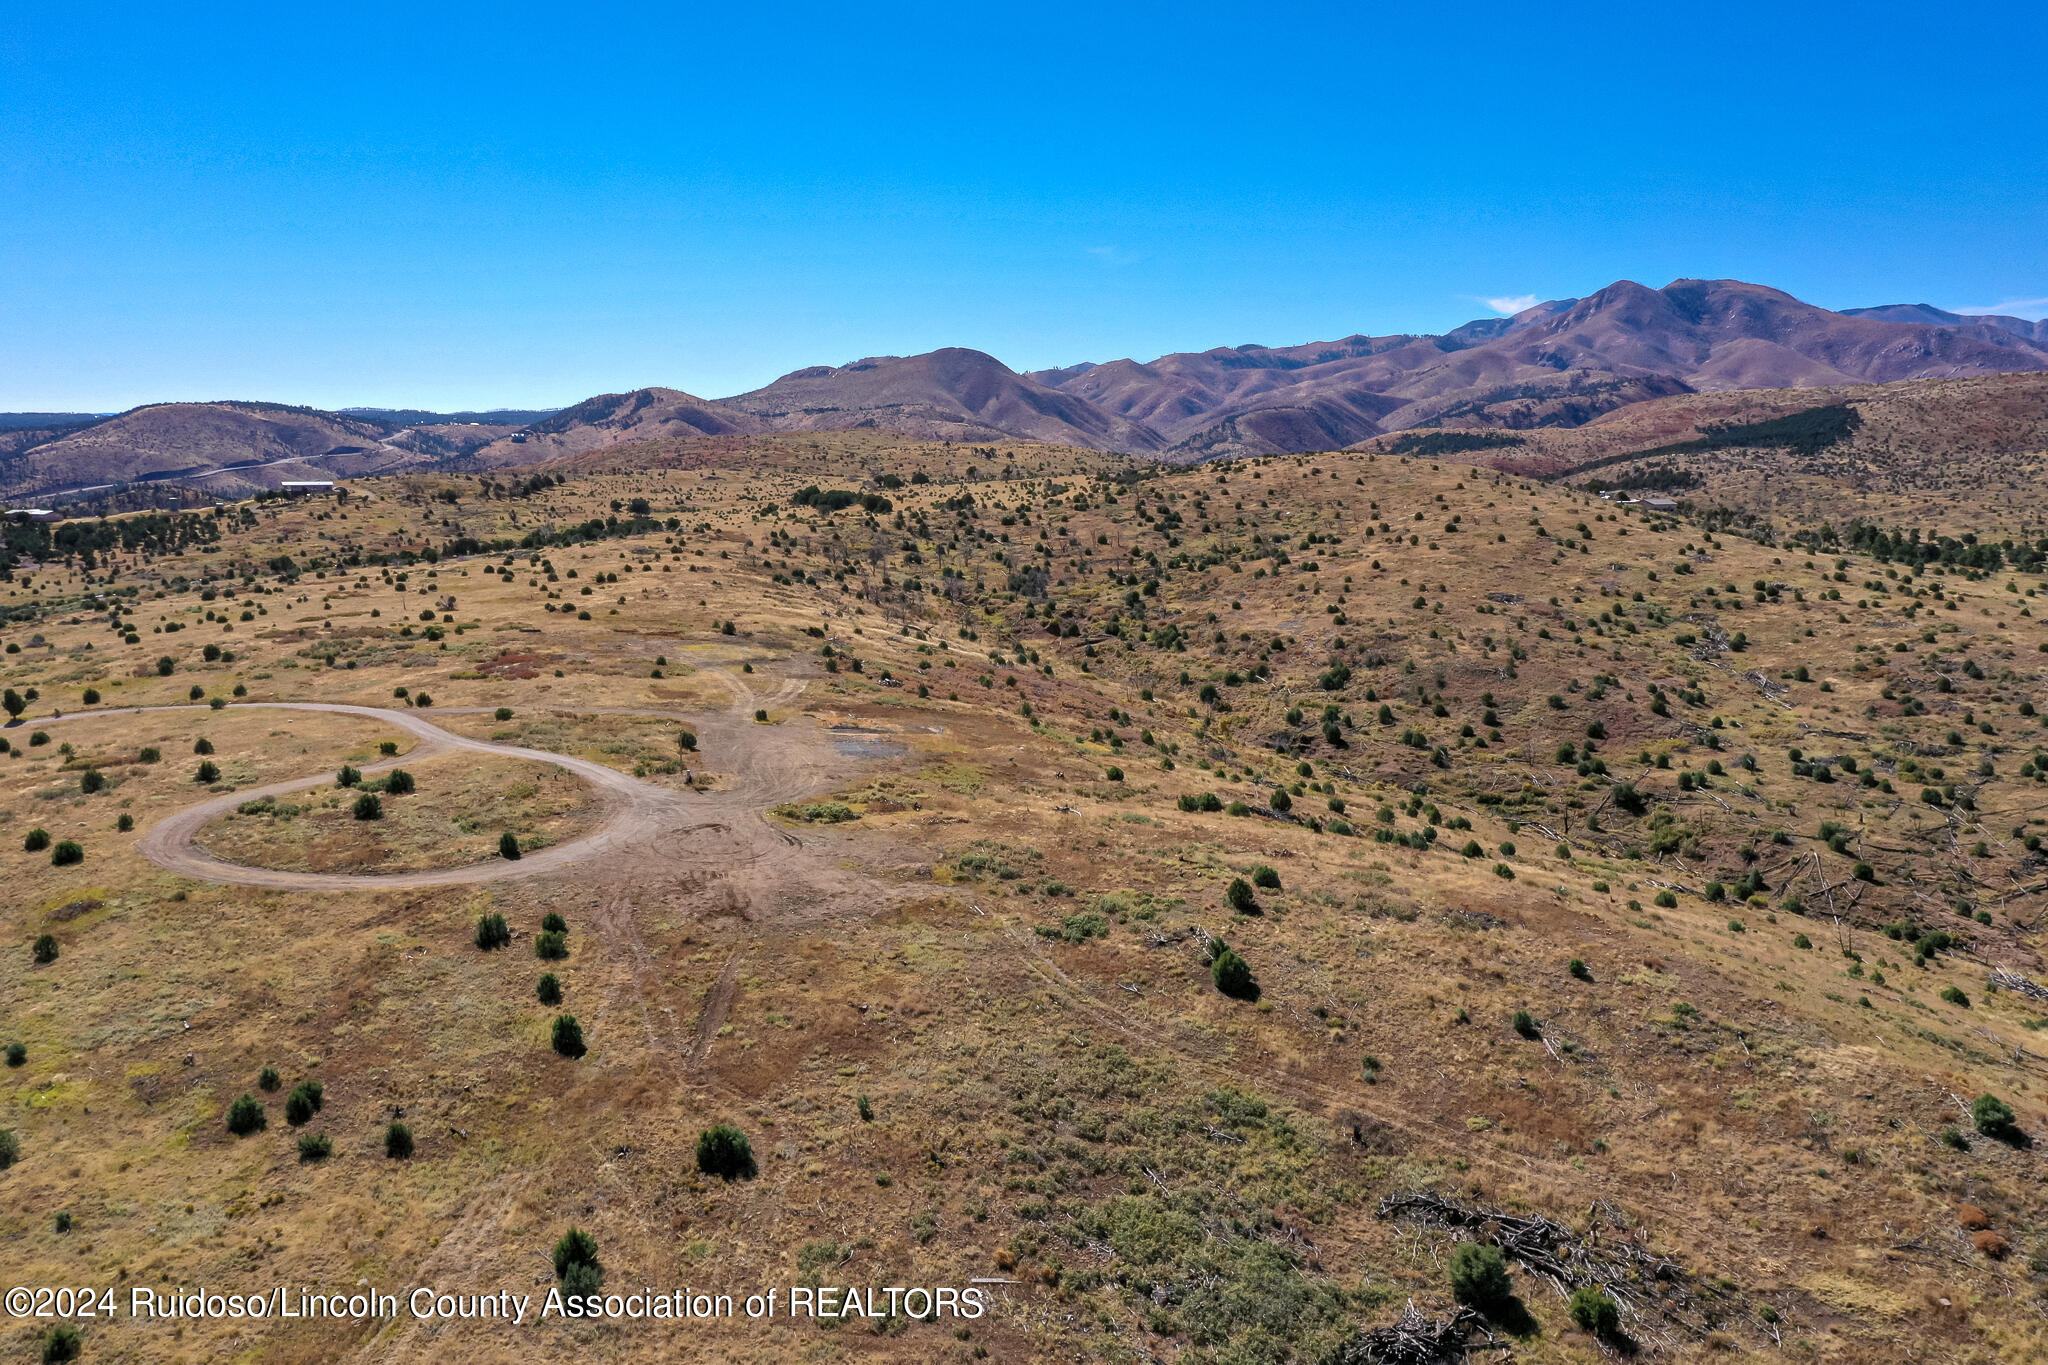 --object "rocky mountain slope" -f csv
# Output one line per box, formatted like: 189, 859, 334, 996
11, 280, 2046, 501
